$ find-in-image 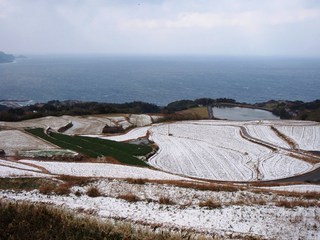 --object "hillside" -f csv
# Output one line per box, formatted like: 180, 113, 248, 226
0, 51, 15, 63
